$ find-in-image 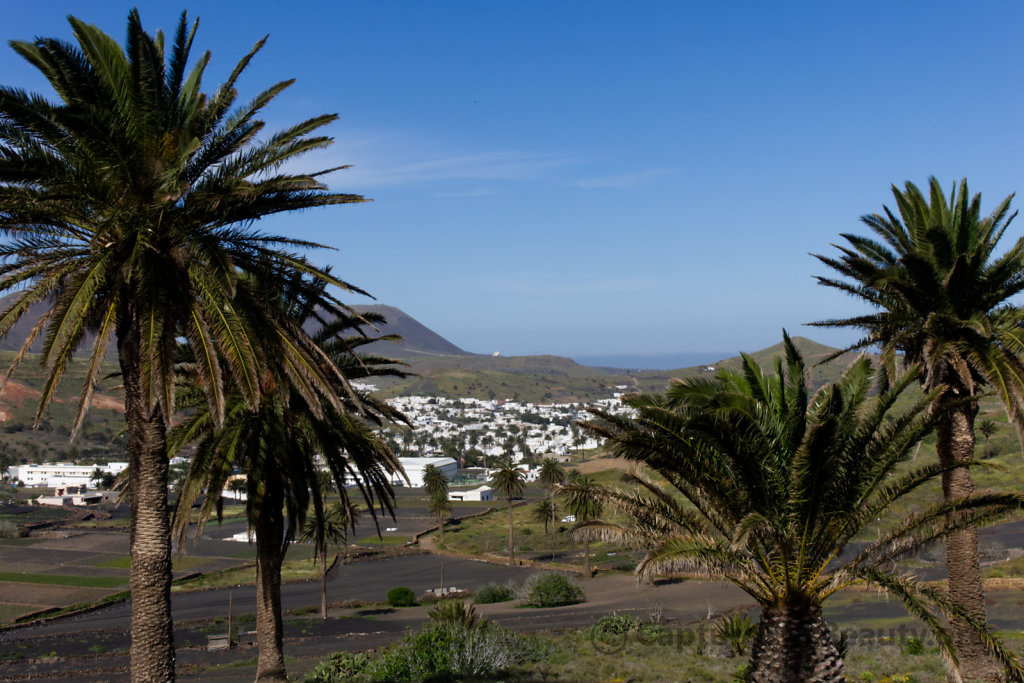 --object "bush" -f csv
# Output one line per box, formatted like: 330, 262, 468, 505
590, 612, 640, 637
386, 586, 416, 607
589, 611, 663, 650
900, 636, 925, 656
474, 582, 516, 605
428, 600, 481, 628
304, 652, 370, 682
714, 613, 756, 656
367, 620, 546, 681
517, 571, 584, 608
